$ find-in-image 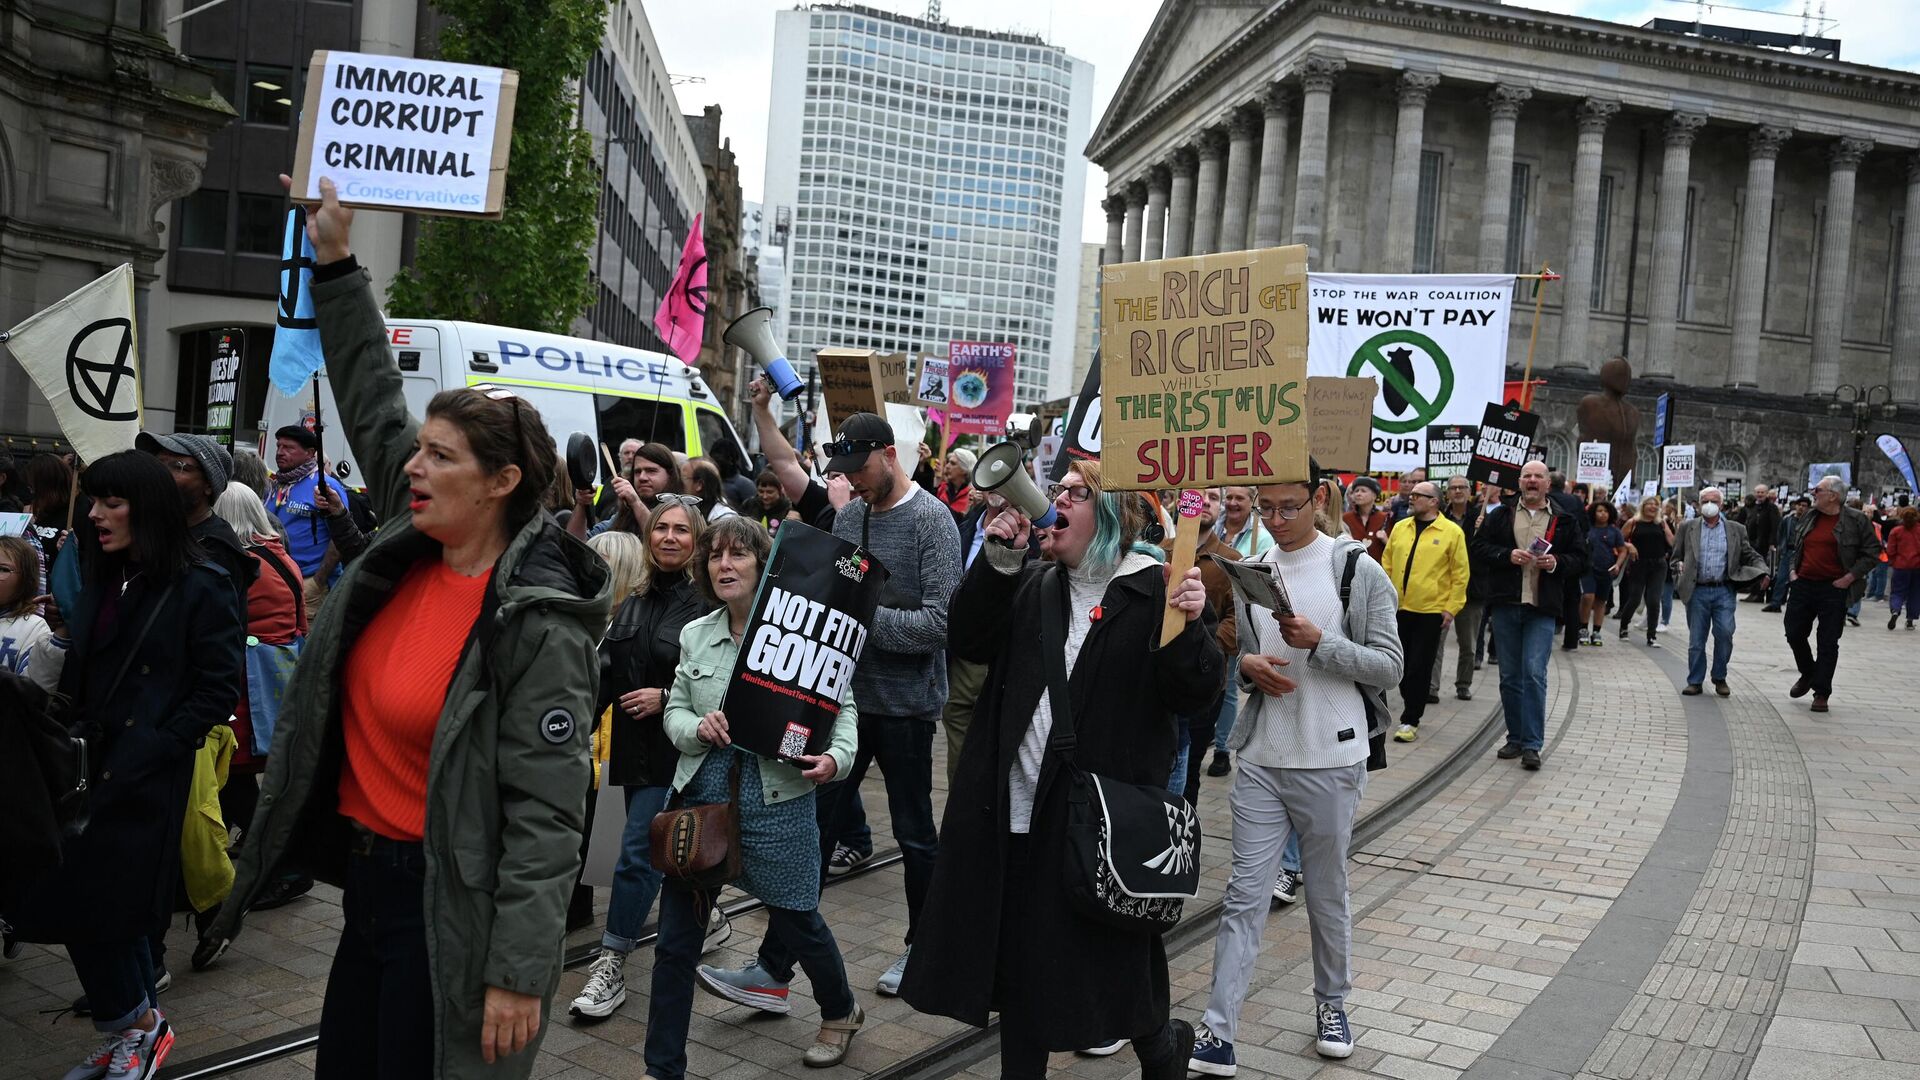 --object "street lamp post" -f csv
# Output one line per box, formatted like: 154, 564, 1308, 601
1828, 383, 1896, 491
